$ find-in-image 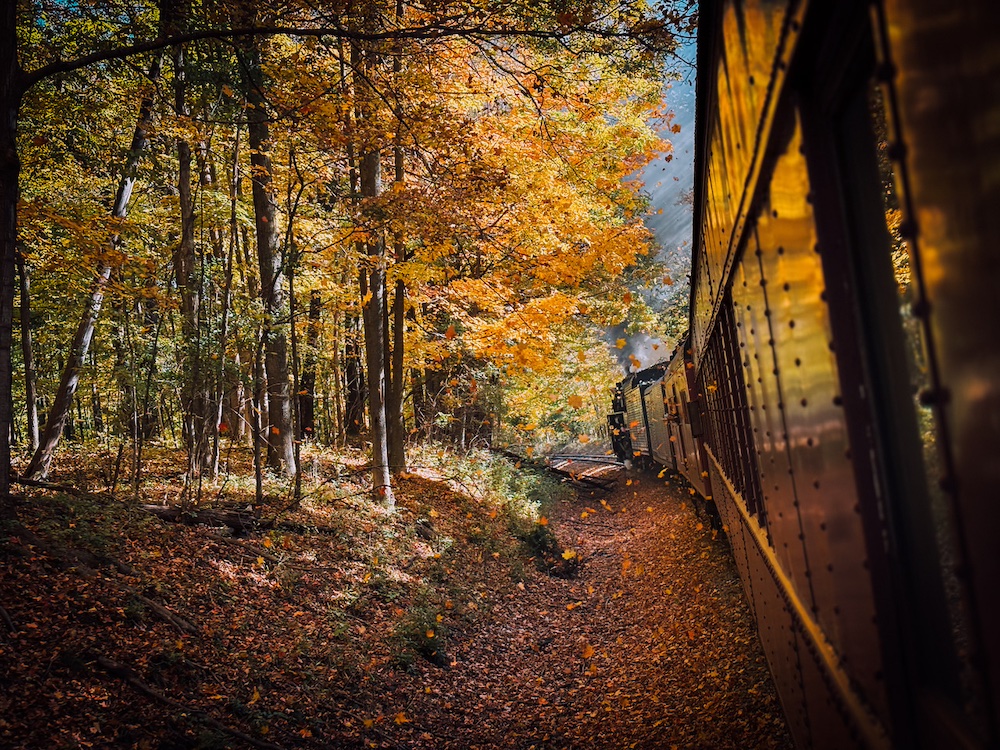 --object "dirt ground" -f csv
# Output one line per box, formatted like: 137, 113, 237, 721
377, 470, 794, 750
0, 454, 793, 750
